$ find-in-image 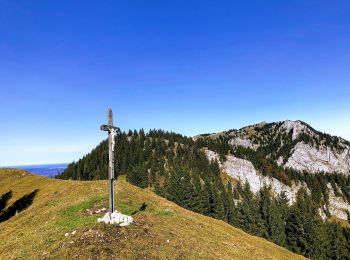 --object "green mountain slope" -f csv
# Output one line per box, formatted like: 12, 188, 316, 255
56, 128, 350, 259
0, 168, 305, 259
